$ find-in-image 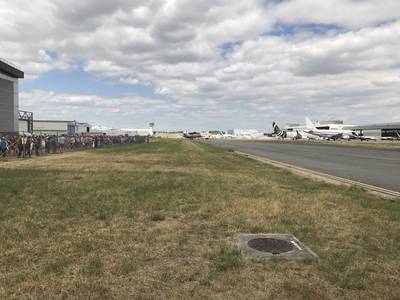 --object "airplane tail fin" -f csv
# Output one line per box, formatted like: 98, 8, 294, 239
272, 121, 286, 138
305, 117, 315, 129
272, 121, 281, 134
